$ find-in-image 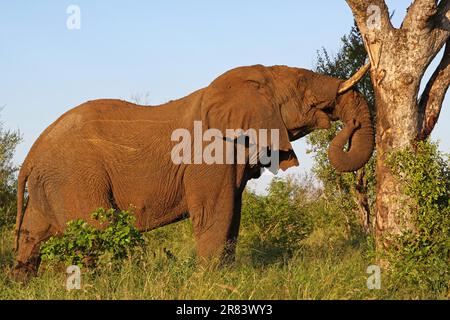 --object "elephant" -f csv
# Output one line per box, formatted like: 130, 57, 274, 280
13, 63, 374, 280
